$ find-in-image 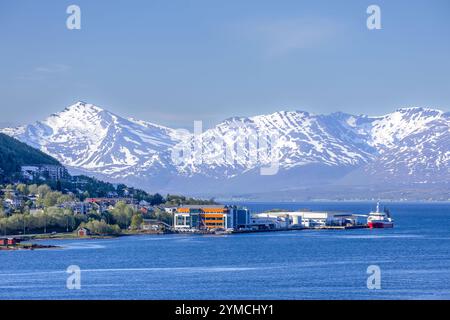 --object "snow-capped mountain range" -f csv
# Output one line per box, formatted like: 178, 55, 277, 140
2, 101, 449, 198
